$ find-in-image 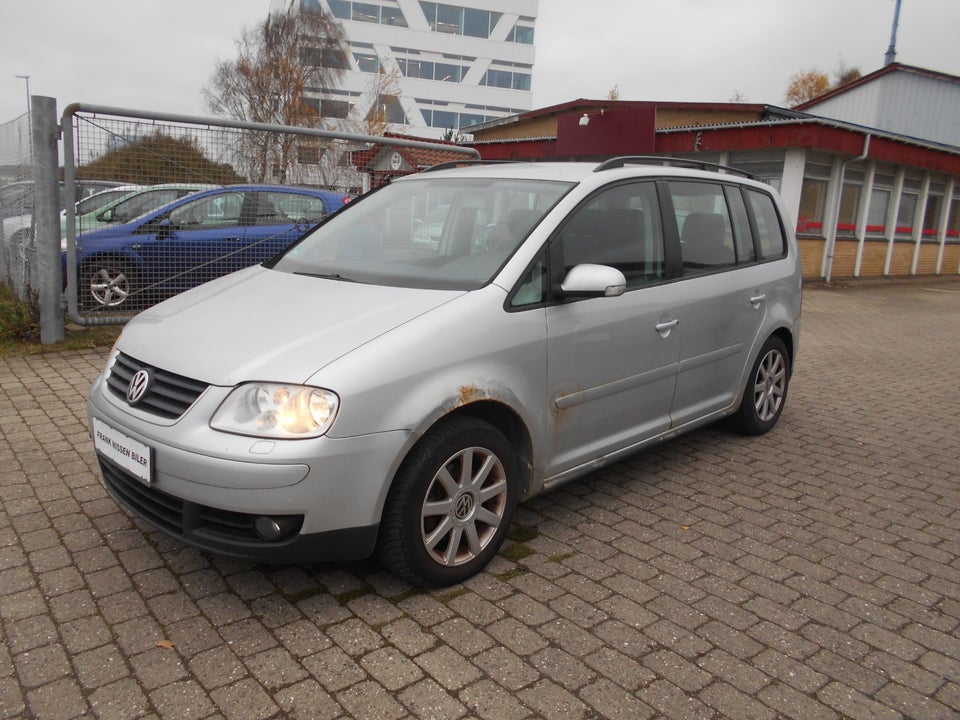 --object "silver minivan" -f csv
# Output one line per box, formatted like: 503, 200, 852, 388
88, 158, 802, 586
